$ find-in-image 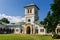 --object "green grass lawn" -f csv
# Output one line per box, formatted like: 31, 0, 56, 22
0, 34, 52, 40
